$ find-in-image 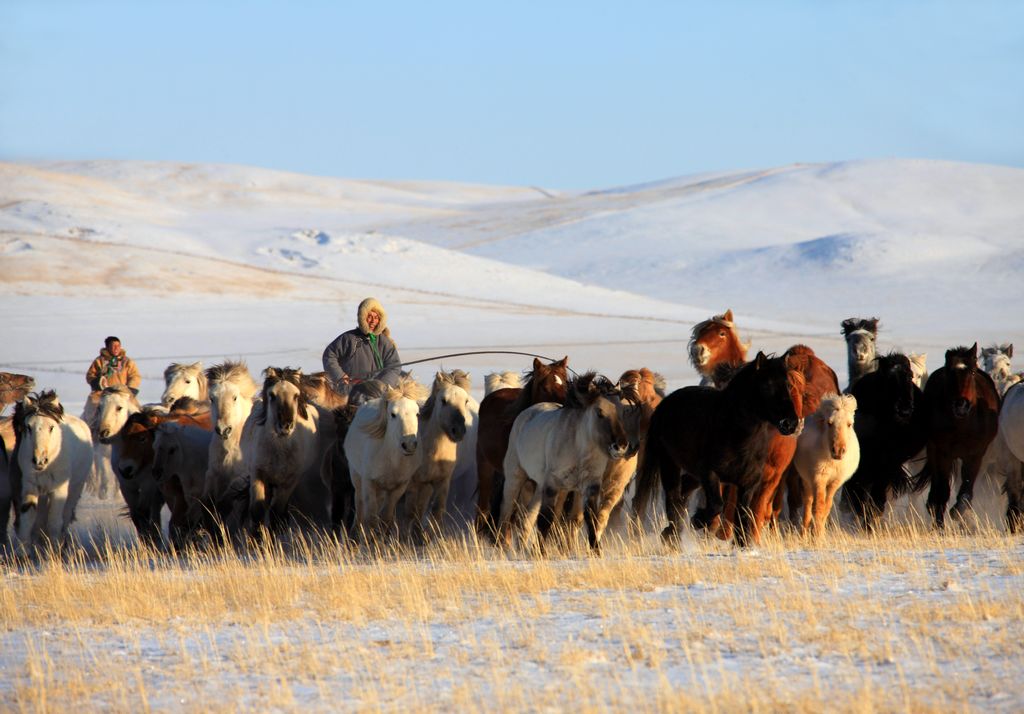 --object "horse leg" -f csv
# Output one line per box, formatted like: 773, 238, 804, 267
926, 453, 952, 529
518, 479, 545, 552
565, 487, 586, 550
405, 482, 432, 543
811, 480, 832, 539
17, 478, 40, 550
475, 457, 497, 537
496, 467, 528, 548
269, 480, 298, 534
430, 477, 452, 535
1007, 461, 1024, 533
731, 485, 754, 548
590, 464, 633, 551
951, 452, 985, 522
43, 481, 70, 548
692, 472, 724, 533
382, 486, 406, 541
712, 485, 736, 541
821, 480, 843, 537
250, 475, 269, 538
785, 465, 804, 527
801, 481, 815, 537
